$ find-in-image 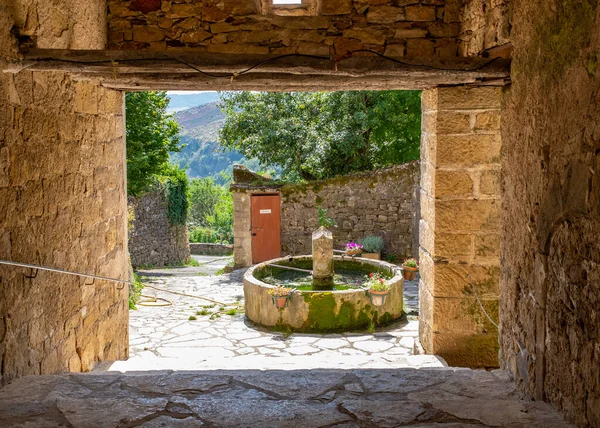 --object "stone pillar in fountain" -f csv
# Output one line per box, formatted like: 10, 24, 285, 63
312, 227, 334, 290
